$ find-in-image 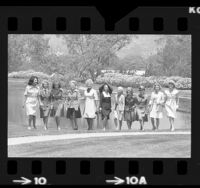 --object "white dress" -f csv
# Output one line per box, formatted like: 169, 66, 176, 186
24, 85, 40, 116
113, 94, 125, 121
165, 89, 179, 118
149, 91, 165, 119
83, 88, 98, 119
